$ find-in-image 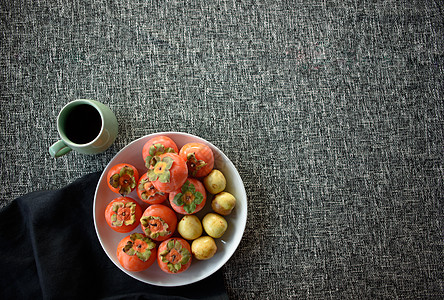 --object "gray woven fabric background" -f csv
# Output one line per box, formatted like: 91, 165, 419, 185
1, 0, 443, 299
